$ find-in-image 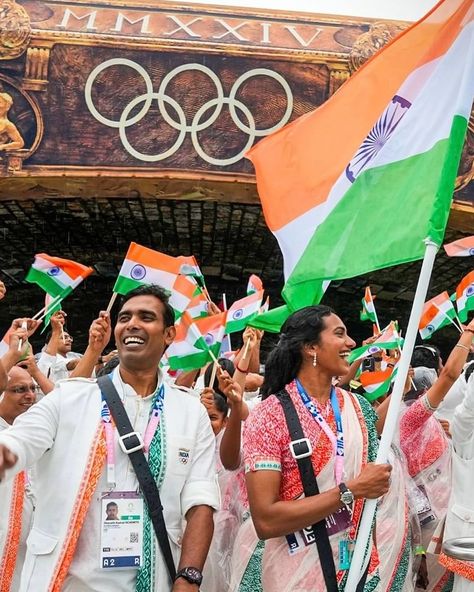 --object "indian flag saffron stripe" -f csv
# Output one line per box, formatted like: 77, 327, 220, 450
26, 254, 93, 298
226, 290, 264, 334
247, 274, 263, 295
419, 291, 458, 339
348, 323, 401, 363
360, 287, 377, 324
360, 367, 397, 402
114, 243, 198, 314
444, 235, 474, 257
455, 270, 474, 322
248, 0, 474, 310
